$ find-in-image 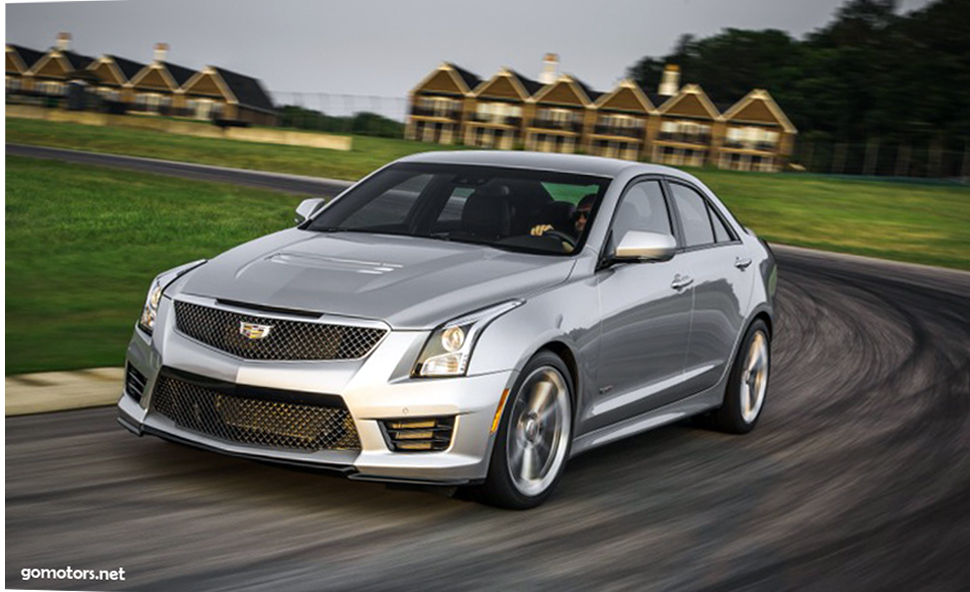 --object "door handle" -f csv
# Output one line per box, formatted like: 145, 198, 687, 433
671, 275, 694, 291
735, 257, 753, 270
